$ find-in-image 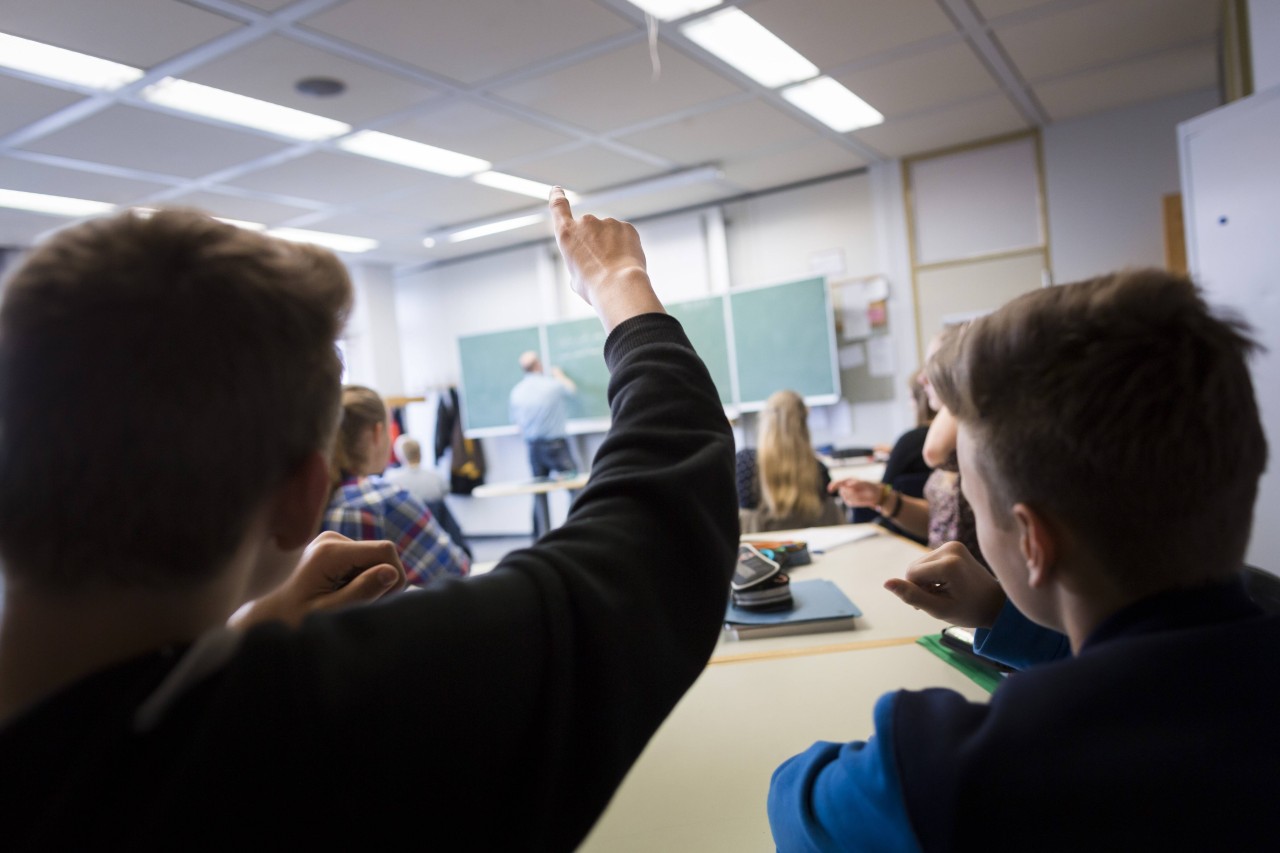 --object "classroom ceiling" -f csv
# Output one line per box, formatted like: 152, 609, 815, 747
0, 0, 1222, 273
